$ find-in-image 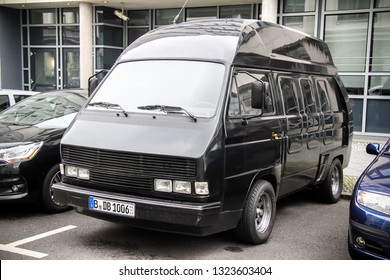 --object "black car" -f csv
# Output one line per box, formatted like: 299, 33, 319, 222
0, 89, 87, 212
